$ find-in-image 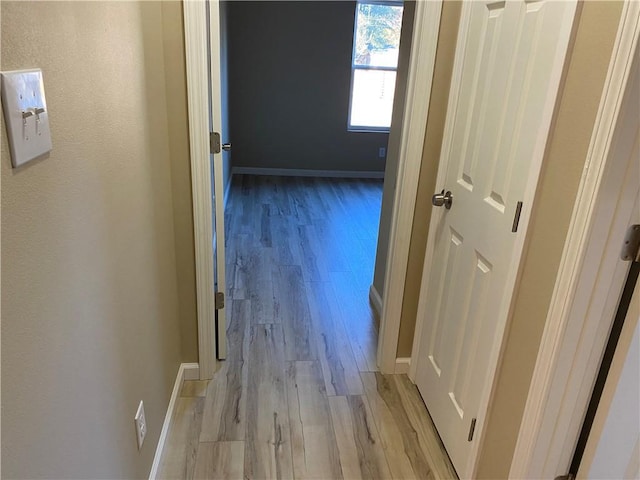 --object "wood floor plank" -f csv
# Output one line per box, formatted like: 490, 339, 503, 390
226, 299, 252, 360
330, 271, 378, 373
289, 177, 315, 226
244, 246, 276, 324
296, 223, 330, 282
200, 300, 250, 442
226, 233, 251, 300
238, 175, 258, 236
193, 441, 245, 480
309, 219, 353, 274
271, 213, 301, 267
286, 361, 343, 479
260, 203, 272, 247
362, 372, 435, 480
199, 366, 232, 443
301, 177, 331, 222
273, 265, 316, 361
158, 397, 204, 480
268, 176, 293, 217
327, 180, 374, 242
181, 380, 209, 398
393, 375, 458, 479
305, 281, 364, 396
328, 395, 392, 480
245, 324, 294, 479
